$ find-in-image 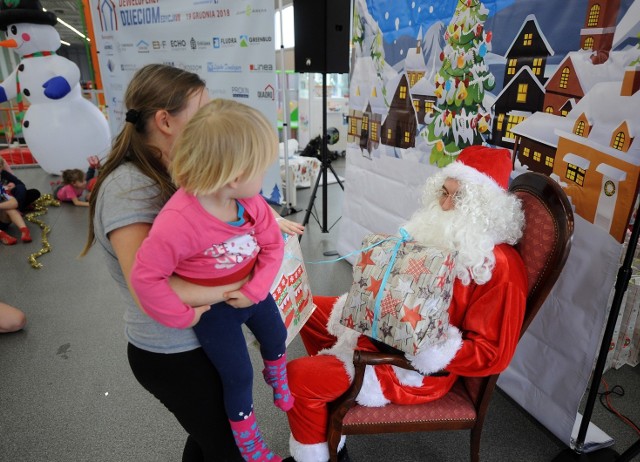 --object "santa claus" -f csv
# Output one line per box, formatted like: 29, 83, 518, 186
283, 145, 528, 462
